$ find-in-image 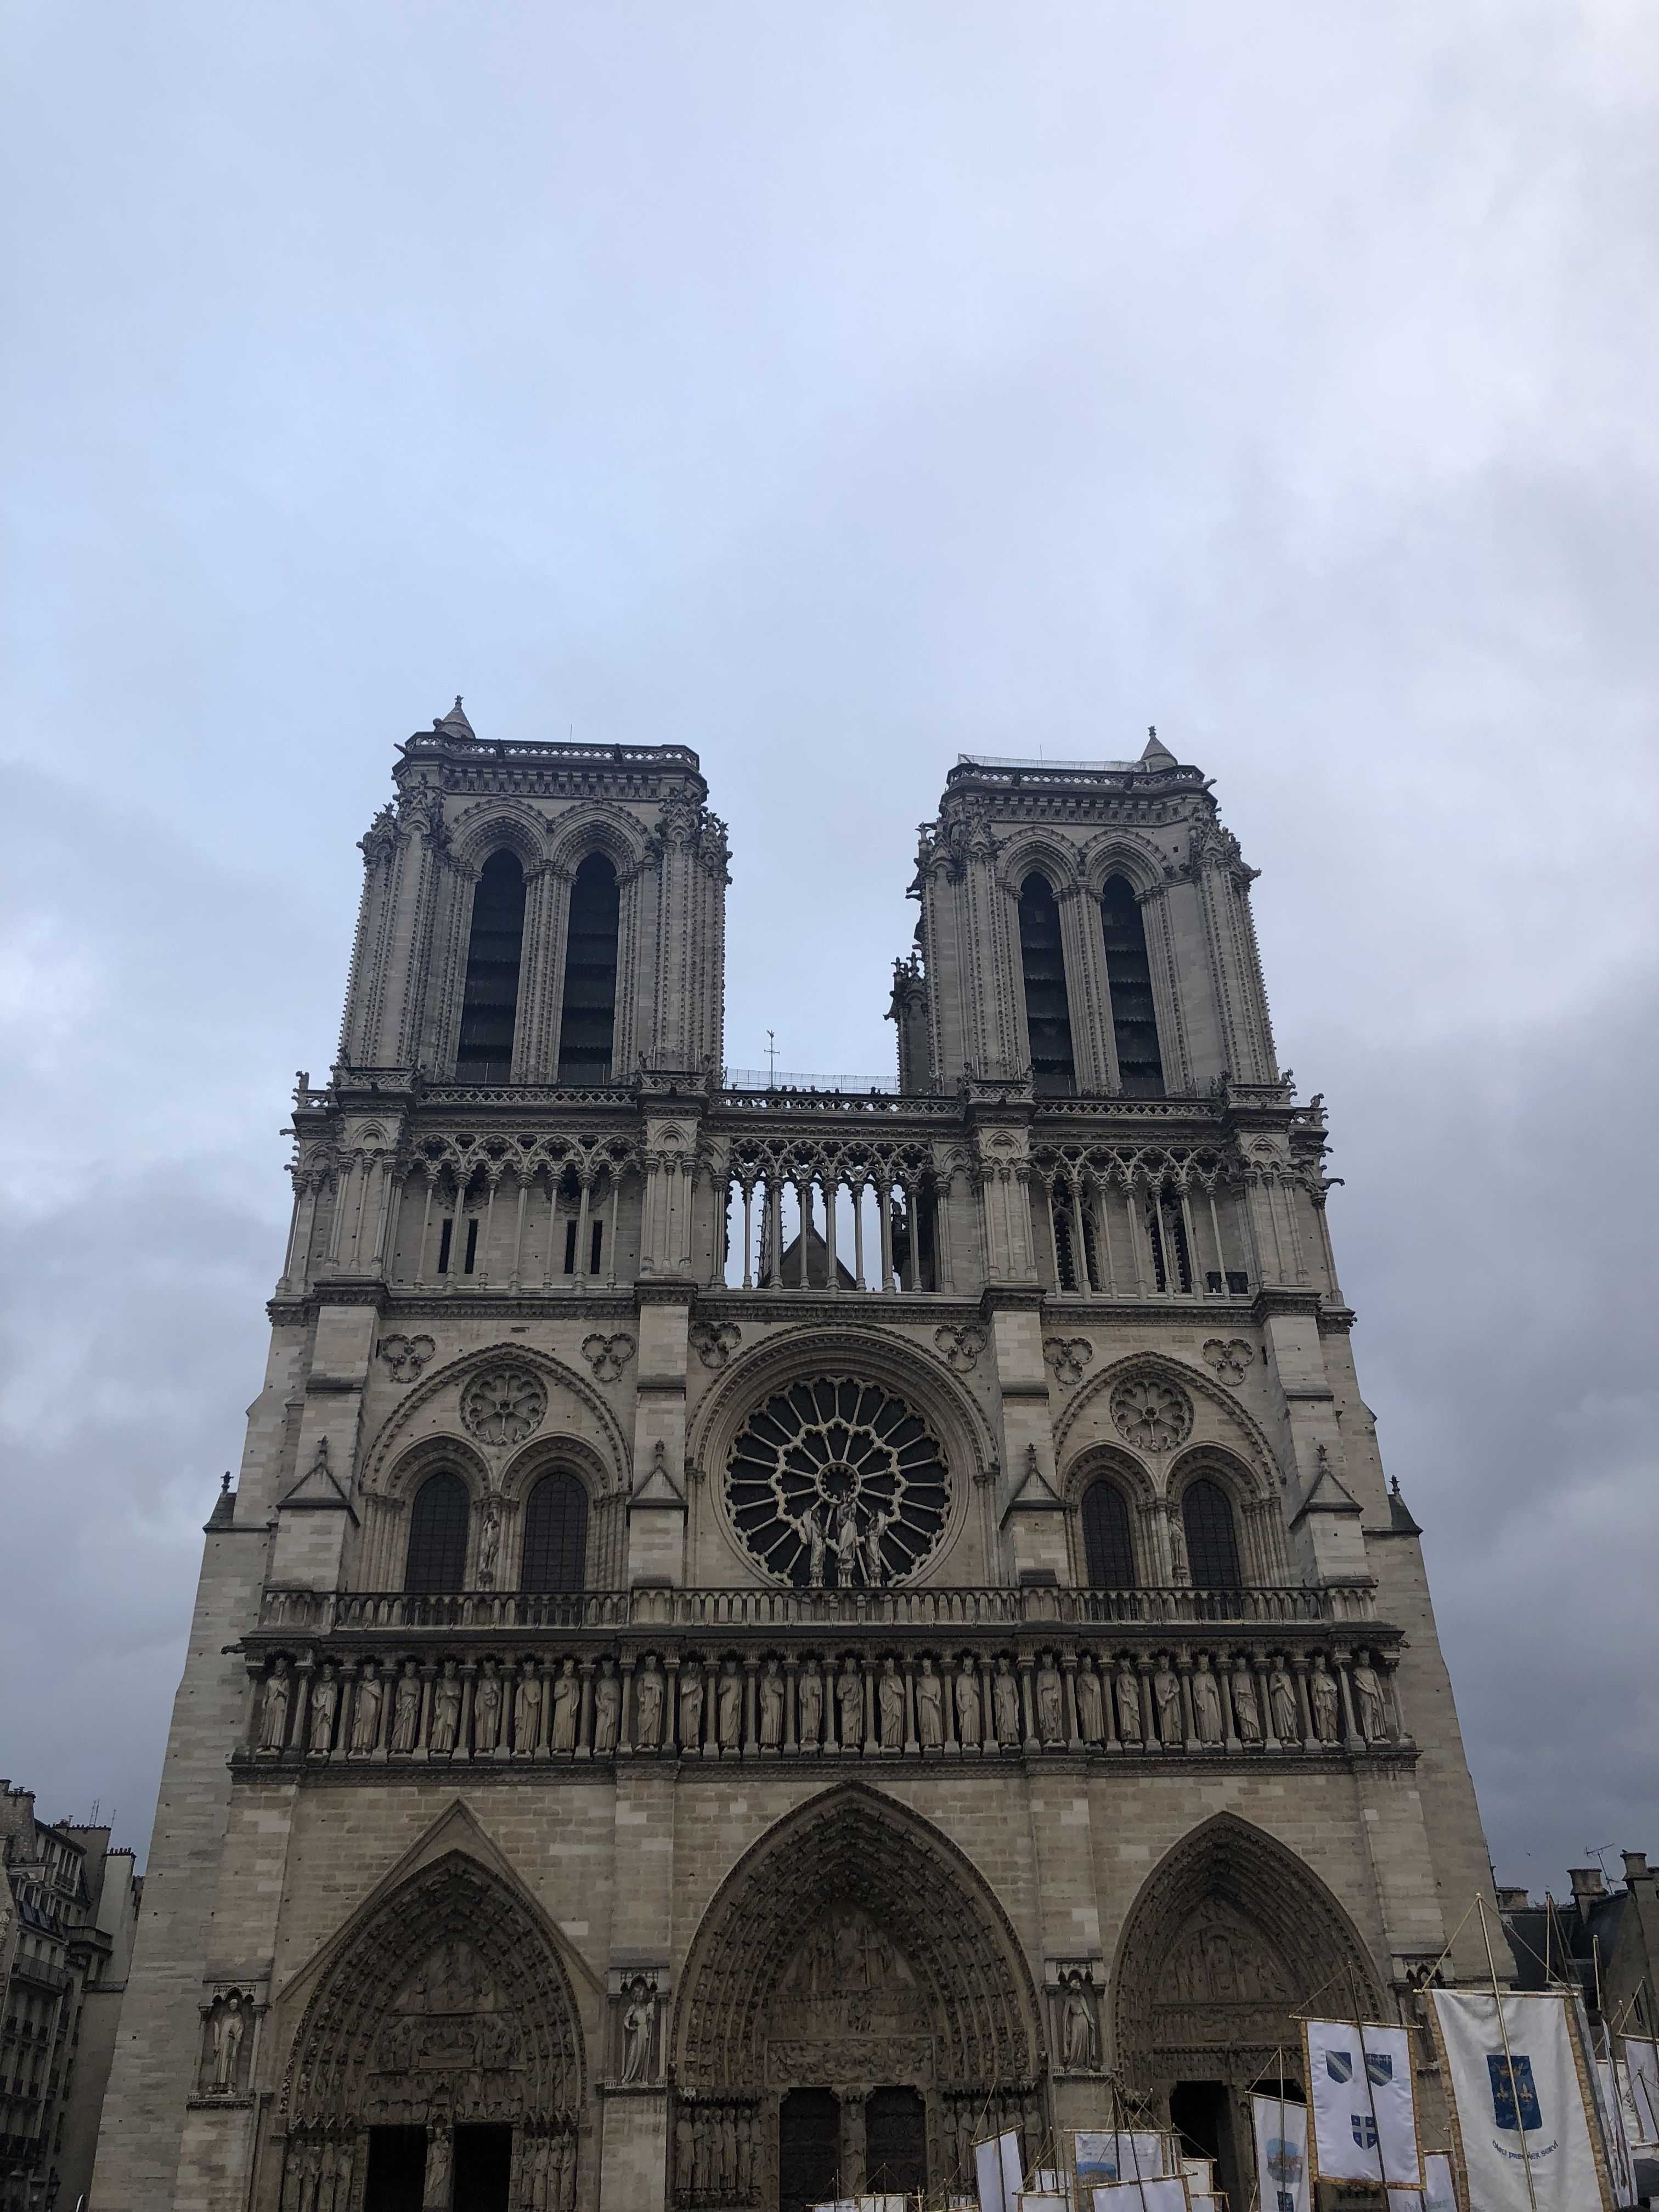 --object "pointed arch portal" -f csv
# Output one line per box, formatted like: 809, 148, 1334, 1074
673, 1786, 1045, 2211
